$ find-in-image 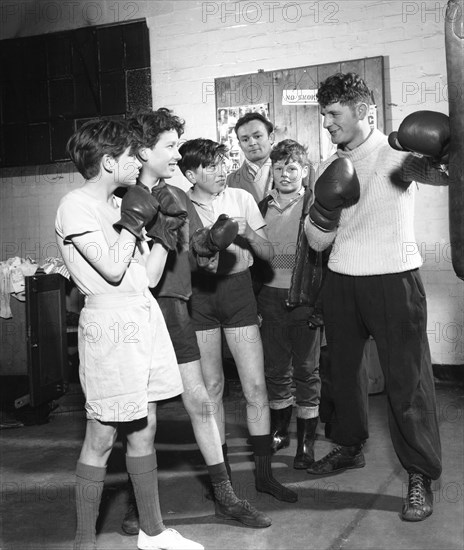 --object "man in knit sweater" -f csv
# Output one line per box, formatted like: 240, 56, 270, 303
304, 72, 447, 522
